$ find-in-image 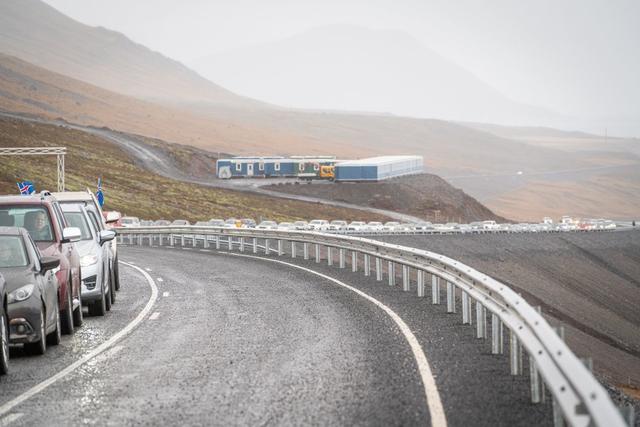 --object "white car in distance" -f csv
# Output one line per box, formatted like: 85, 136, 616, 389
308, 220, 329, 231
